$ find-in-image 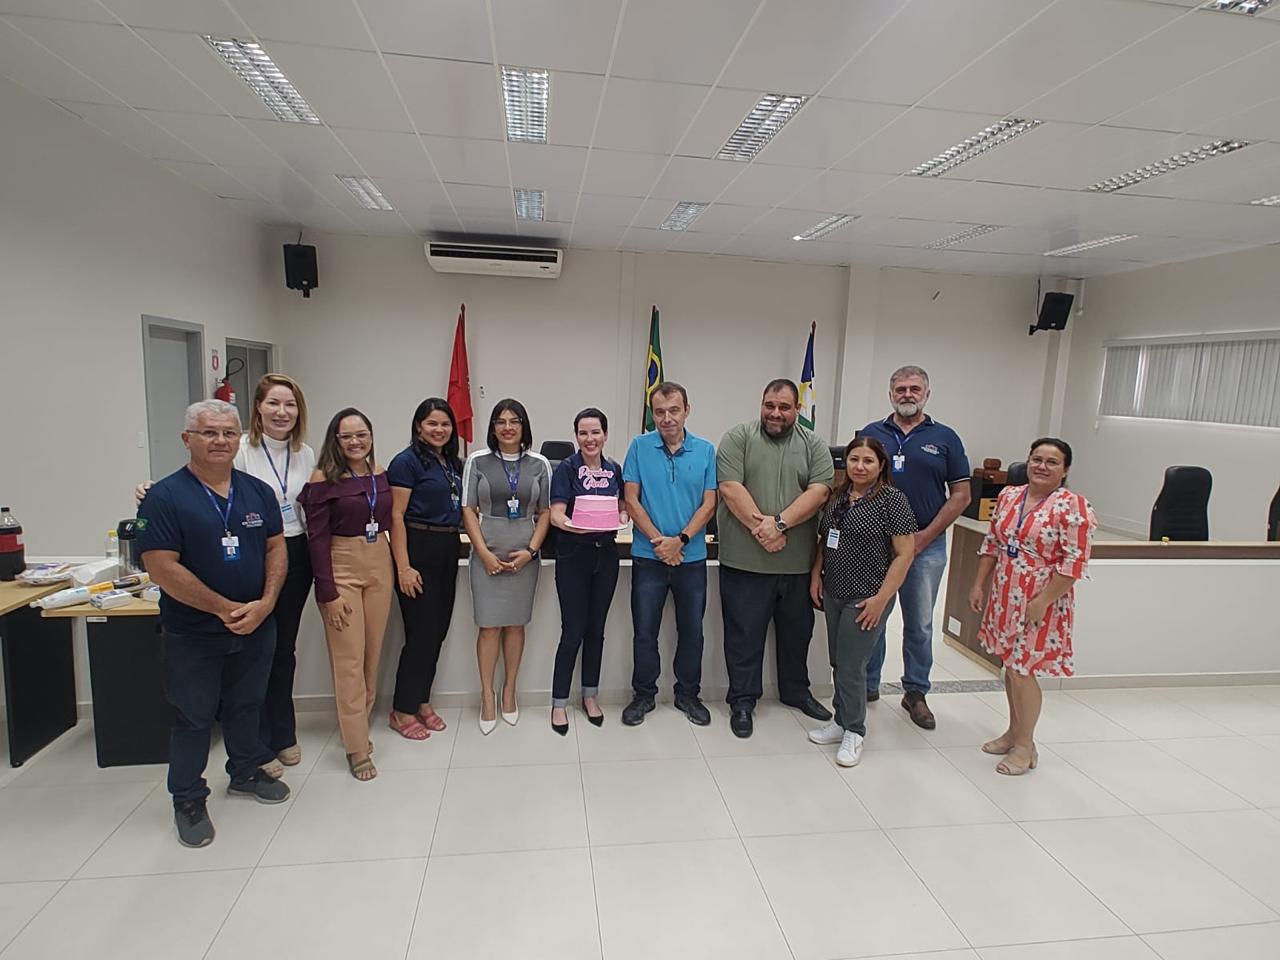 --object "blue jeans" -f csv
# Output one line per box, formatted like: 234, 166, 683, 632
630, 557, 706, 699
866, 535, 947, 694
162, 621, 275, 805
